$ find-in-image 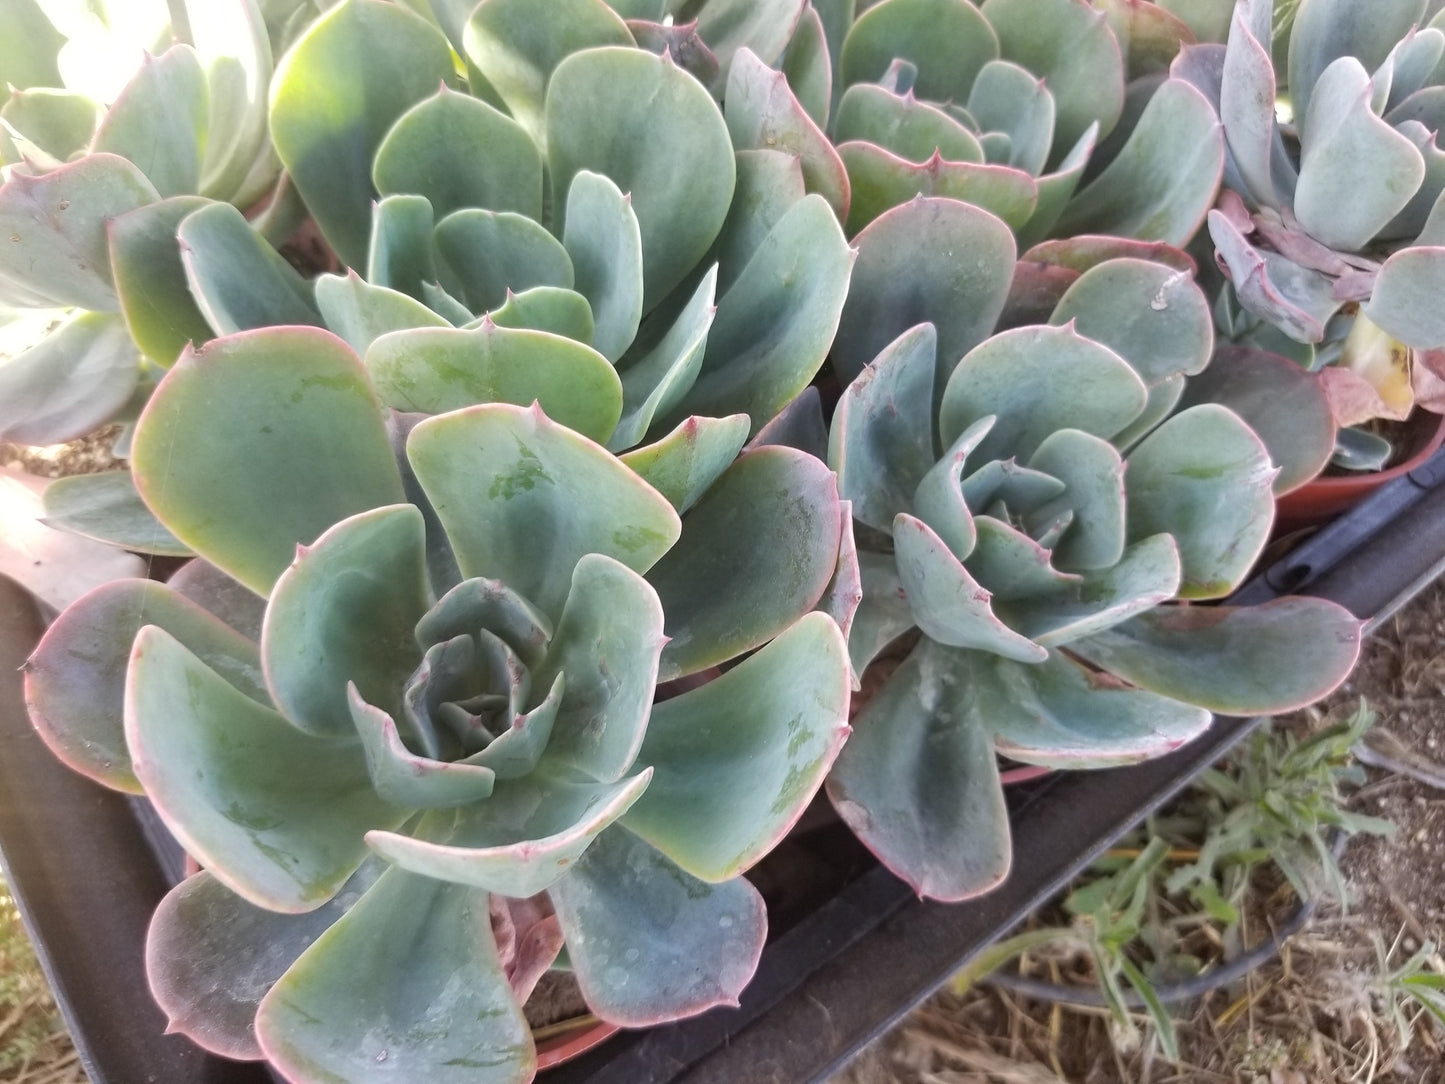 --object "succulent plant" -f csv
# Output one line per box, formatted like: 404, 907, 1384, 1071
24, 323, 856, 1079
0, 0, 315, 446
781, 0, 1227, 247
16, 0, 854, 561
823, 197, 1363, 901
1186, 0, 1445, 455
